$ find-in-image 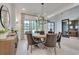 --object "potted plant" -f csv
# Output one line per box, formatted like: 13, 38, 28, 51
0, 28, 10, 39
